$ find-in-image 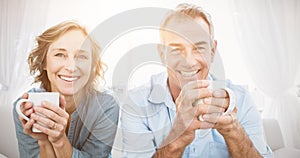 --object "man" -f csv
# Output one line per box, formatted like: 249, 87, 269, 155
121, 3, 273, 158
